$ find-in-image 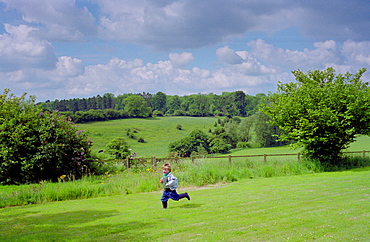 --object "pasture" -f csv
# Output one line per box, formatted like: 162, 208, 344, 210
0, 168, 369, 241
79, 116, 218, 158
